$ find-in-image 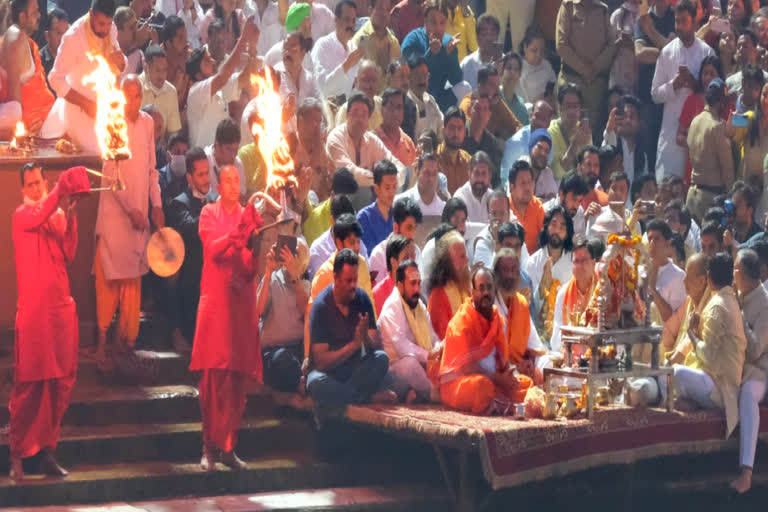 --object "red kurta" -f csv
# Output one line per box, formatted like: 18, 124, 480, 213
13, 184, 78, 383
11, 184, 79, 458
190, 201, 262, 379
